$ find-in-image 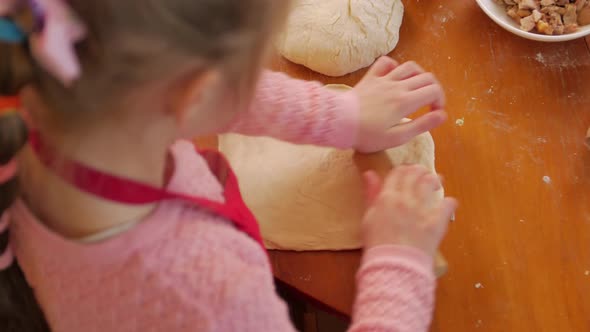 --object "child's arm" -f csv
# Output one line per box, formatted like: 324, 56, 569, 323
210, 164, 455, 332
158, 162, 450, 331
349, 246, 436, 332
229, 57, 448, 152
229, 70, 359, 149
214, 248, 437, 332
347, 165, 457, 331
